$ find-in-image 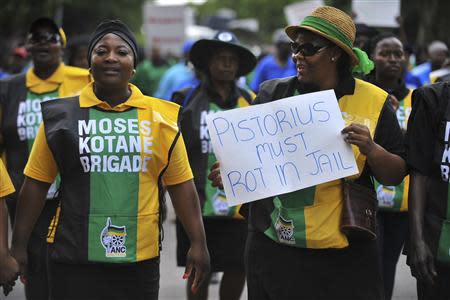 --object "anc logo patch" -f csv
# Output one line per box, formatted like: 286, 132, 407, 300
100, 218, 127, 258
377, 185, 396, 208
212, 190, 230, 216
275, 214, 295, 244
